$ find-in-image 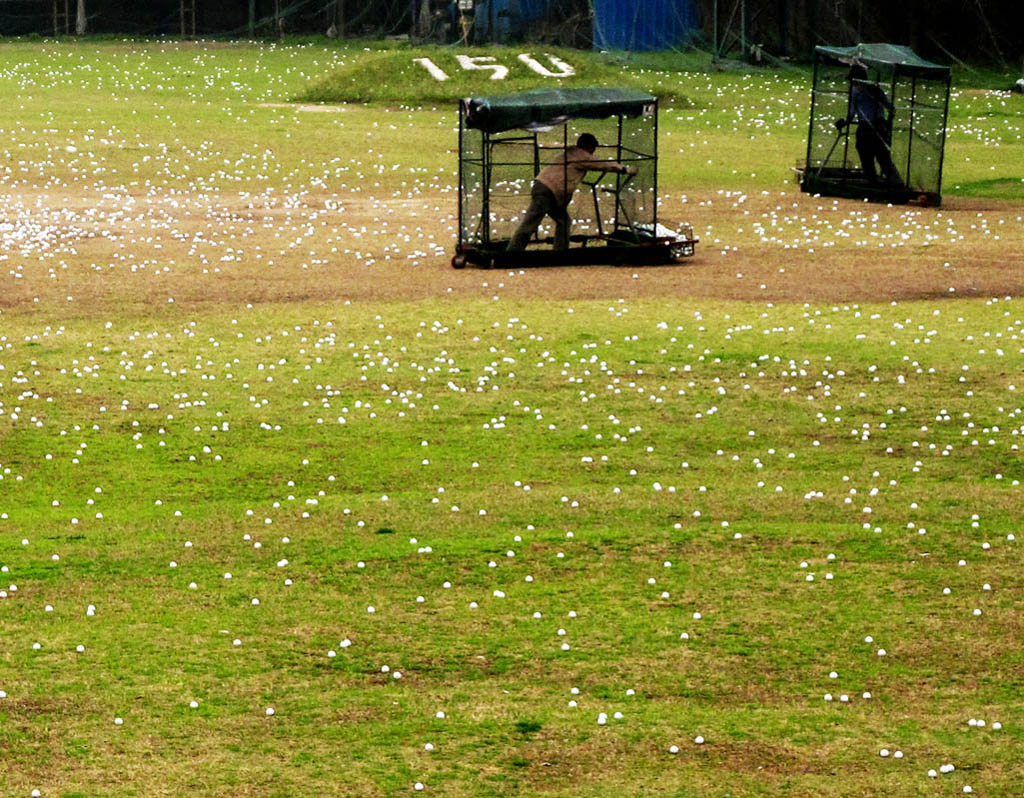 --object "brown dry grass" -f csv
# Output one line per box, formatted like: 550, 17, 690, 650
4, 188, 1021, 318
